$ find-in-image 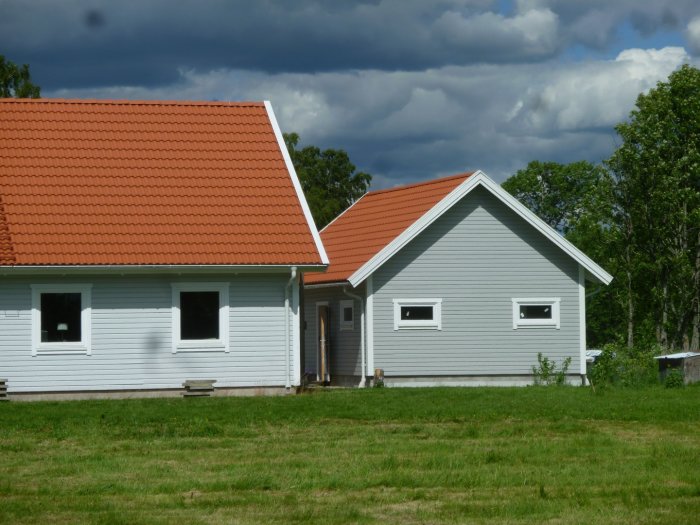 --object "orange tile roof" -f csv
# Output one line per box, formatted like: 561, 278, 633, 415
0, 98, 324, 266
305, 172, 474, 284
